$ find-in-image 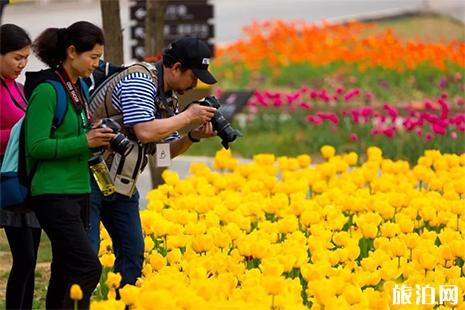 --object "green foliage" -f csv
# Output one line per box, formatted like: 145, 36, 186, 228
186, 111, 465, 163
